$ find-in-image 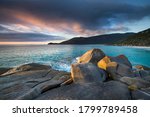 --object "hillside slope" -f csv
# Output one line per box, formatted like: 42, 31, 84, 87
59, 33, 134, 45
118, 28, 150, 46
